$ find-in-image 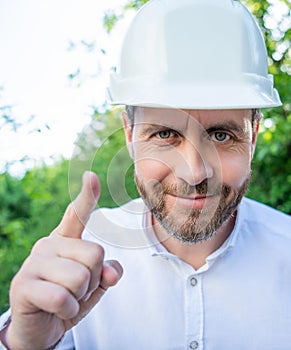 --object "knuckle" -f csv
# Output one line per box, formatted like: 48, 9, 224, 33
51, 288, 72, 310
74, 265, 91, 289
88, 244, 105, 265
31, 237, 51, 254
21, 254, 36, 271
10, 273, 30, 303
12, 253, 39, 283
10, 273, 22, 295
65, 202, 78, 221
